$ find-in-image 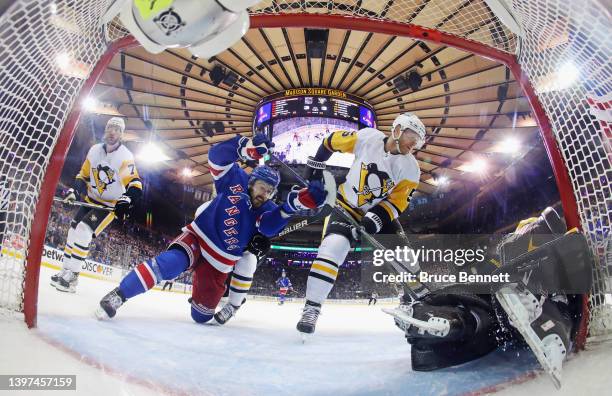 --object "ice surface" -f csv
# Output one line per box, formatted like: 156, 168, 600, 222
1, 266, 610, 396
